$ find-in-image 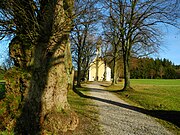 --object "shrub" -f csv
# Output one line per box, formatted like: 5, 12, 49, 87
0, 67, 30, 132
